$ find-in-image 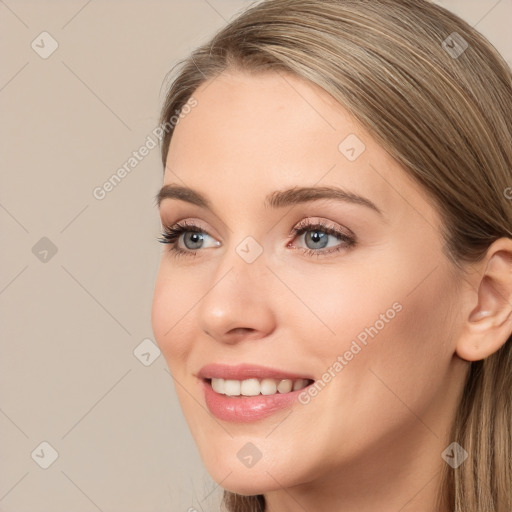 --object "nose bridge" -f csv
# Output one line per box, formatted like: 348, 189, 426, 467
213, 231, 268, 289
196, 234, 275, 341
